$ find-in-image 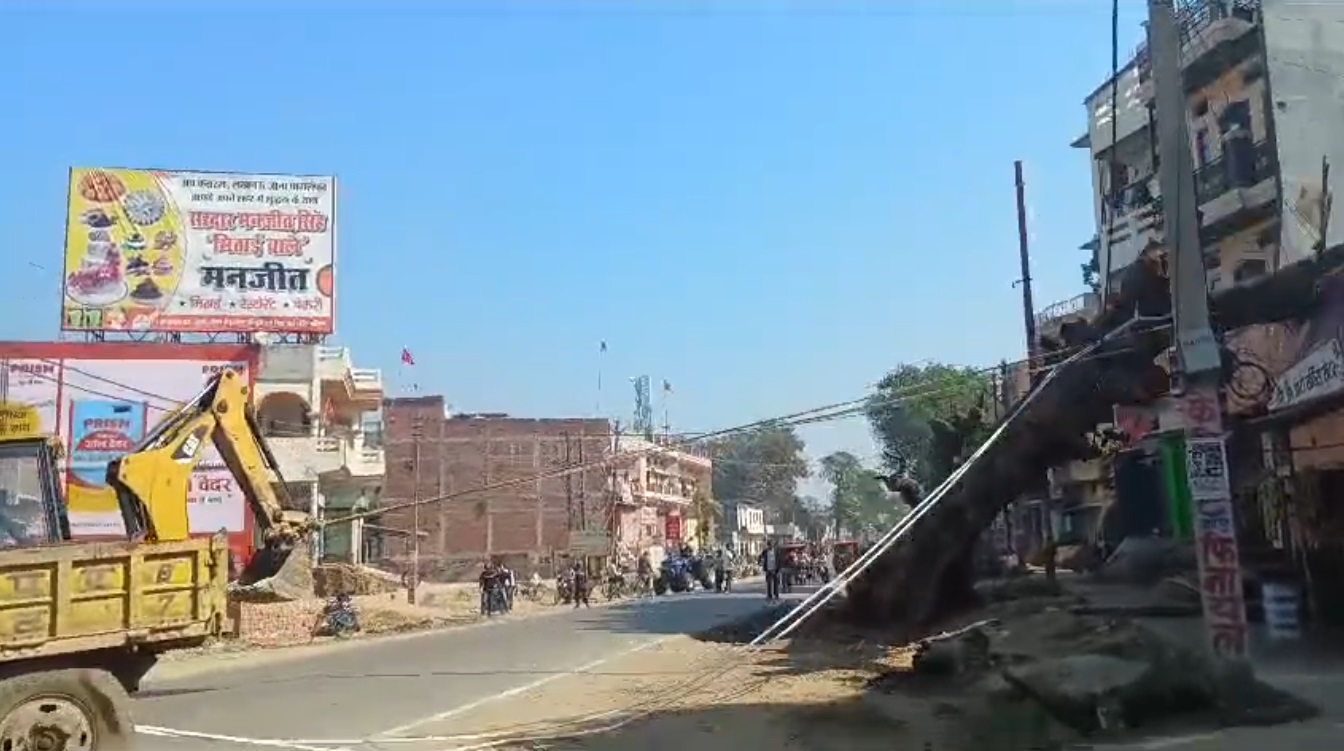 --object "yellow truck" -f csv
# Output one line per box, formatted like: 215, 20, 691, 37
0, 370, 312, 749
